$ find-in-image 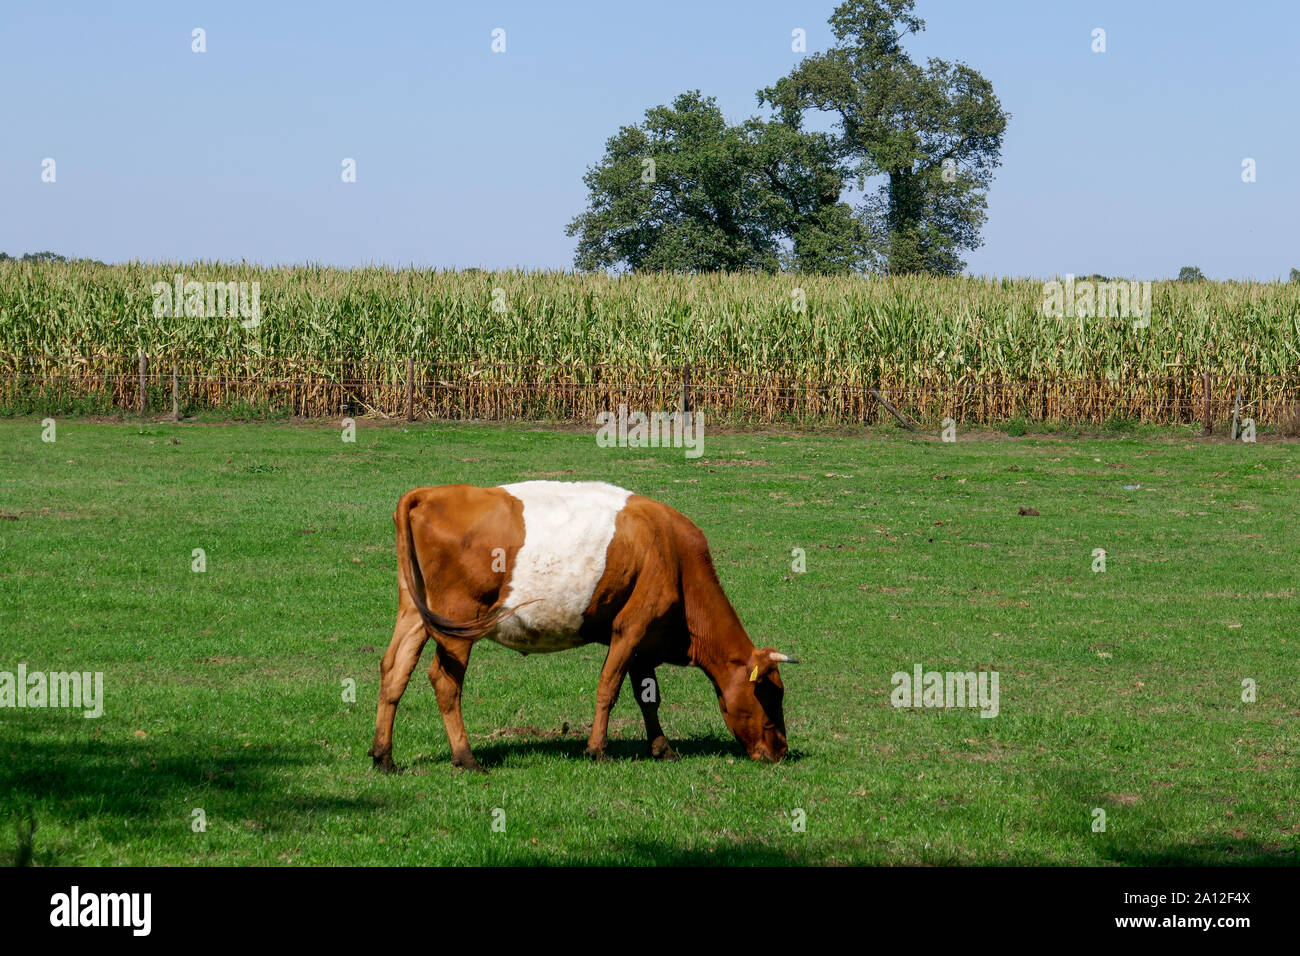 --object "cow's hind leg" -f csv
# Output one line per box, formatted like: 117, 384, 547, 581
629, 661, 678, 760
428, 638, 484, 773
369, 604, 428, 772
